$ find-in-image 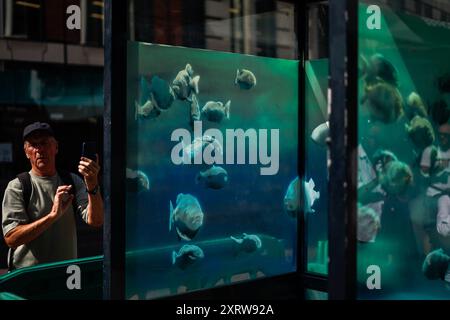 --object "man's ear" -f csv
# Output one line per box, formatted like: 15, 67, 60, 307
24, 144, 30, 159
